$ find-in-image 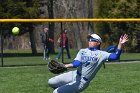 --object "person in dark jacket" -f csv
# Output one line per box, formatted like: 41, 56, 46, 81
56, 29, 71, 59
41, 27, 53, 60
